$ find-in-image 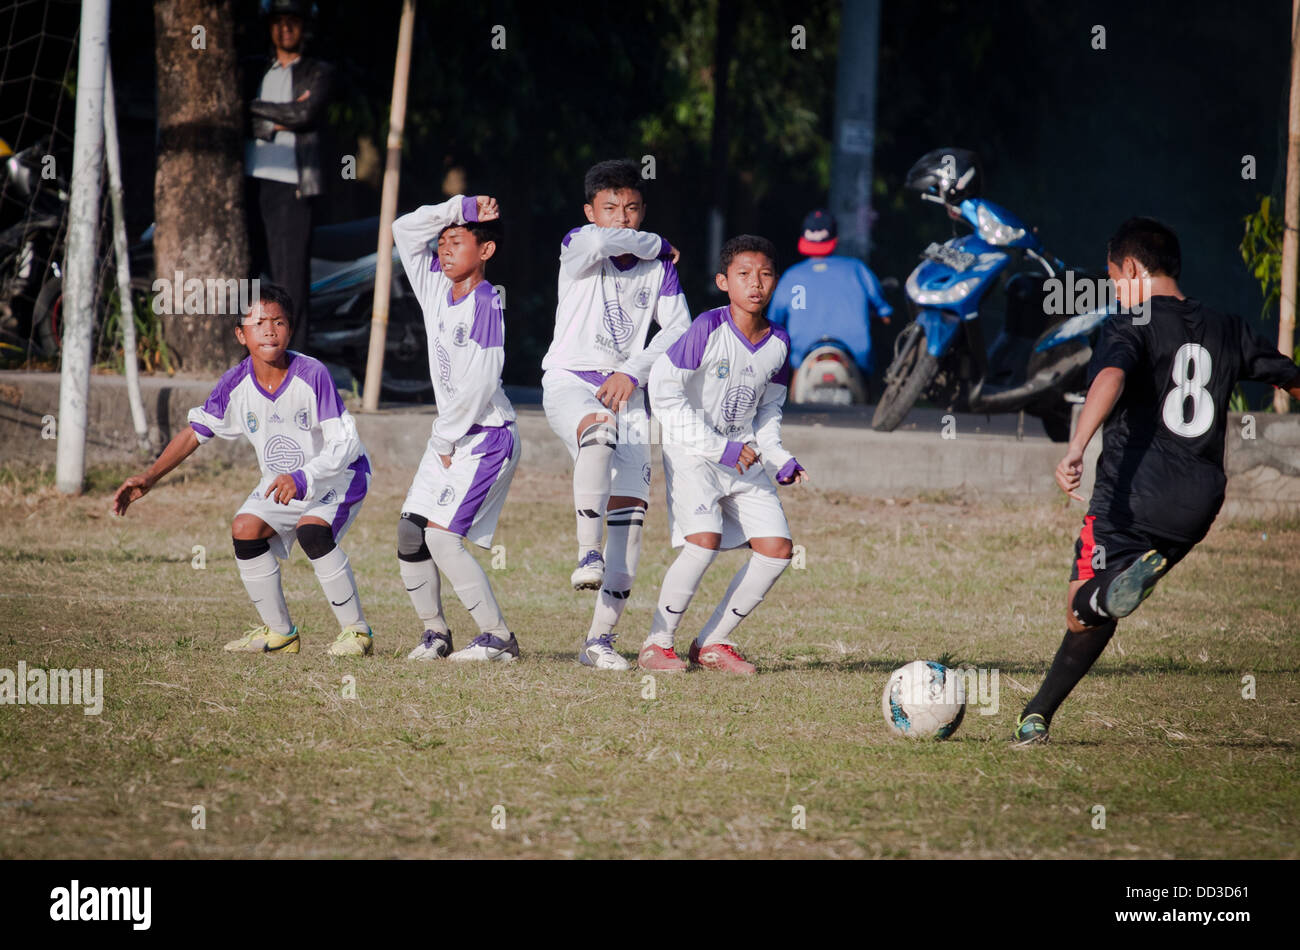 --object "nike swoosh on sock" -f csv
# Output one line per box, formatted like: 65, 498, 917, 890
331, 596, 354, 607
665, 605, 686, 614
405, 582, 428, 592
730, 608, 750, 618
